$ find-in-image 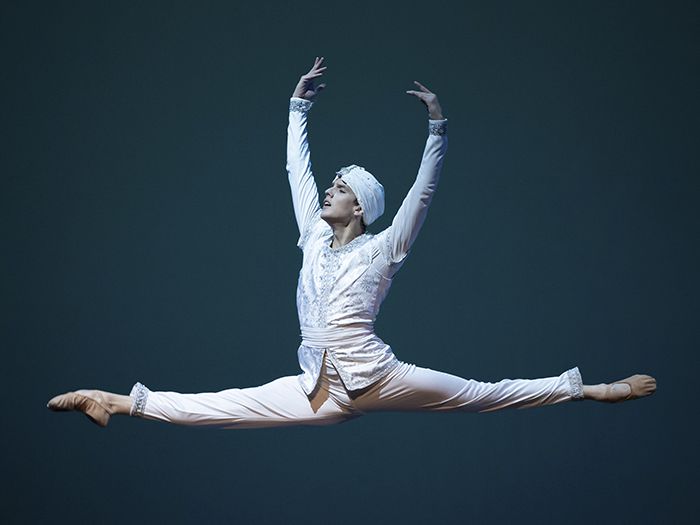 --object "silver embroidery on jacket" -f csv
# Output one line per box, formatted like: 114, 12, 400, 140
297, 228, 376, 328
